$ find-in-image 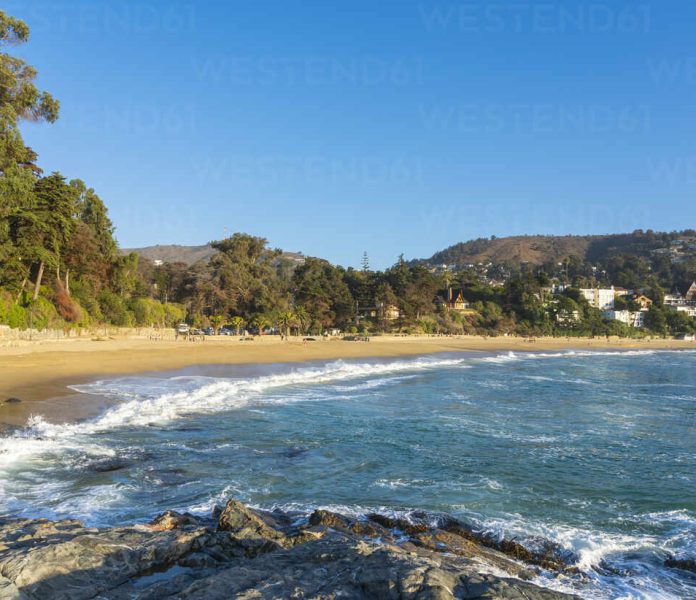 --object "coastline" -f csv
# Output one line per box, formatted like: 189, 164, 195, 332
1, 334, 693, 425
